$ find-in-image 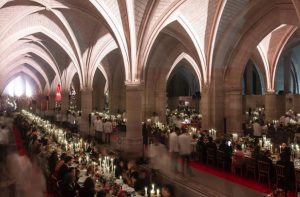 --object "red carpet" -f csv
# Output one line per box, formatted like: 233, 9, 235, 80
12, 127, 27, 156
190, 161, 296, 196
